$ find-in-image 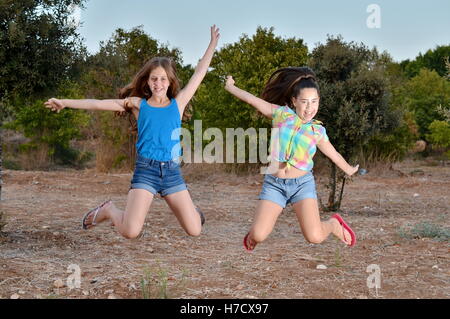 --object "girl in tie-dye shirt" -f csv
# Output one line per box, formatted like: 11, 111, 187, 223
225, 67, 358, 251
